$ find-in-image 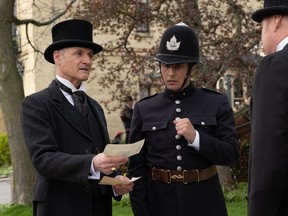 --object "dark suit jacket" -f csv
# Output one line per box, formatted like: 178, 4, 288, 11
128, 83, 239, 216
21, 80, 119, 216
248, 45, 288, 216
